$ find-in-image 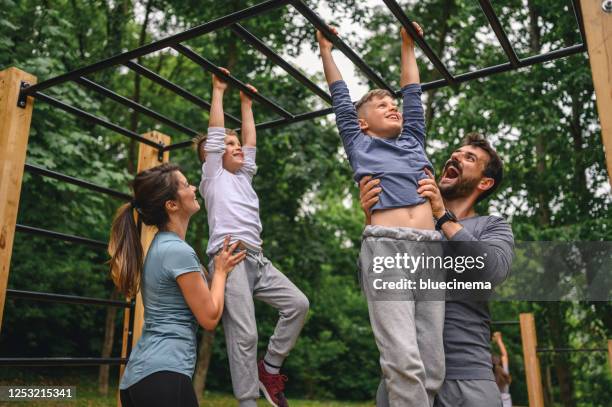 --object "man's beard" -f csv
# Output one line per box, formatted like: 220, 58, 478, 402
439, 175, 480, 200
